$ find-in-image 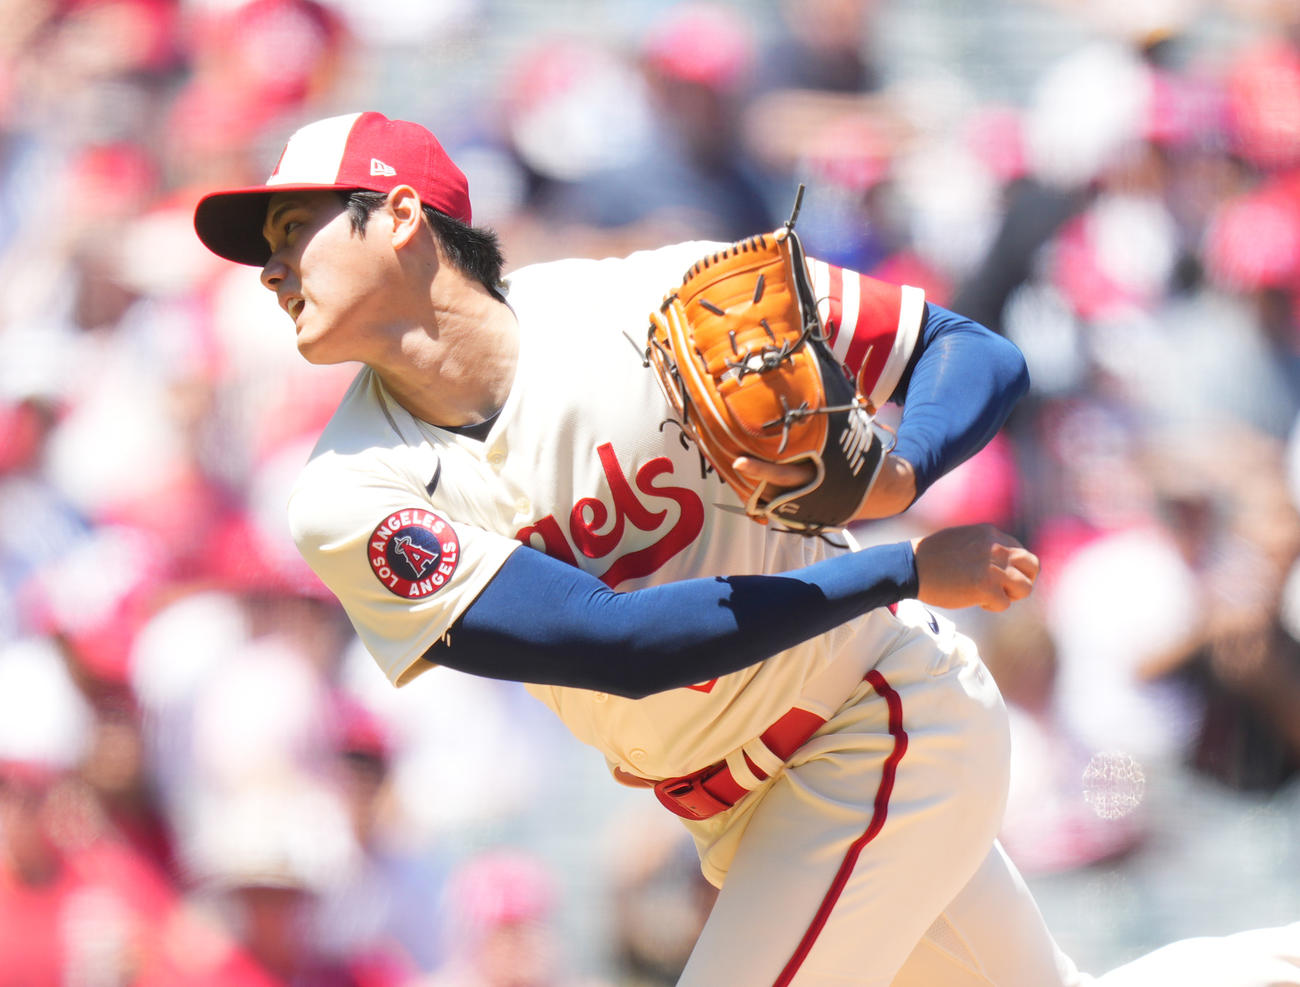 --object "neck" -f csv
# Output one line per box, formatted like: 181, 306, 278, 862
373, 277, 517, 428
